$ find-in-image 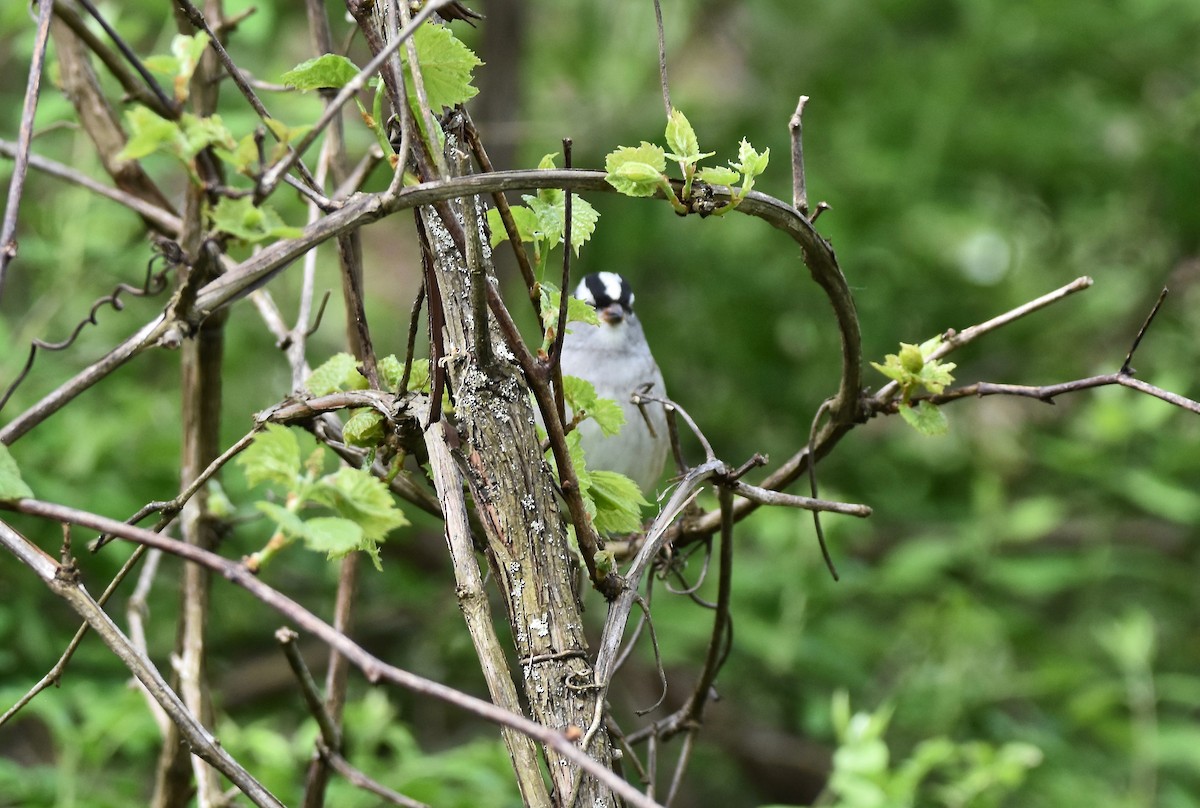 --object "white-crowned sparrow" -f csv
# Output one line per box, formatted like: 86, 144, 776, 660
560, 272, 669, 493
